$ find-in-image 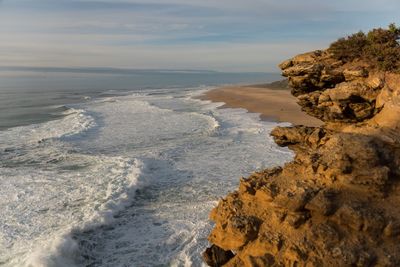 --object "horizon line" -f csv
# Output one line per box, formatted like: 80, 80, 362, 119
0, 66, 279, 75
